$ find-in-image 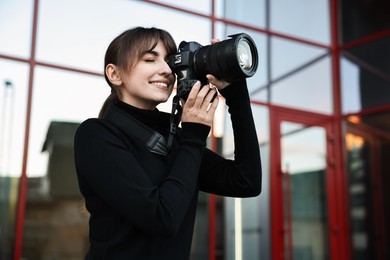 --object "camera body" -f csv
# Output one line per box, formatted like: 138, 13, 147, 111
168, 41, 206, 99
168, 33, 259, 99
